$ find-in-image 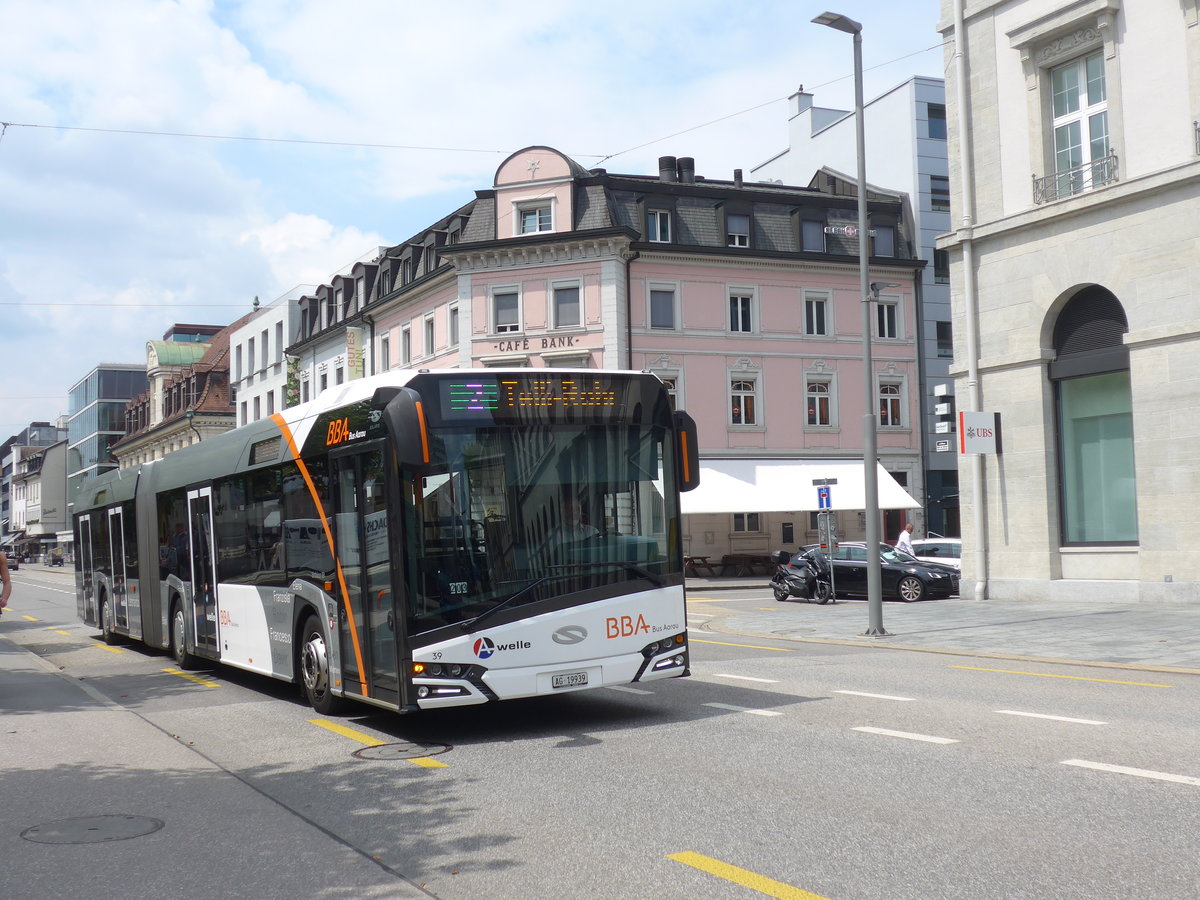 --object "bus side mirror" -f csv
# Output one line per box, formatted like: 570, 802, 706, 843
377, 387, 440, 473
673, 410, 700, 492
